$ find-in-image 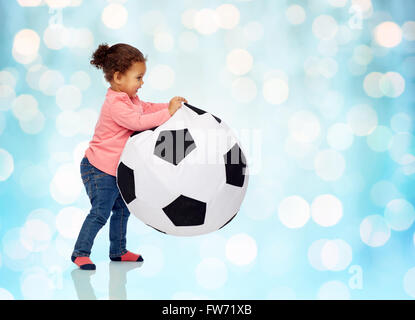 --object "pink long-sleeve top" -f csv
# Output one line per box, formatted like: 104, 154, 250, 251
84, 87, 171, 176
